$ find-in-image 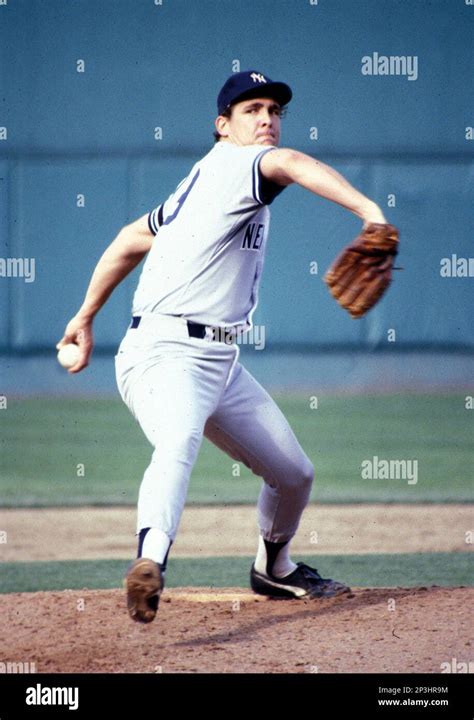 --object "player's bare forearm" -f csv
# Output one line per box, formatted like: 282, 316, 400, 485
260, 149, 387, 225
56, 214, 153, 373
76, 215, 153, 321
77, 244, 144, 320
